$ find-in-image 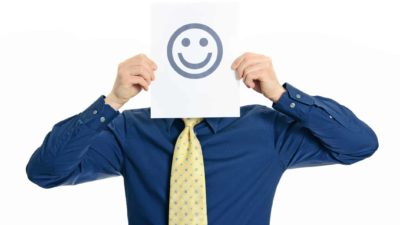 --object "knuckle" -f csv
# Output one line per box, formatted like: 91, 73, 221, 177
138, 76, 145, 82
143, 70, 150, 79
243, 68, 249, 75
148, 73, 154, 80
138, 66, 147, 75
261, 68, 268, 73
130, 75, 138, 81
135, 54, 145, 63
140, 79, 147, 87
137, 78, 145, 86
142, 79, 149, 87
136, 75, 144, 83
139, 57, 146, 64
